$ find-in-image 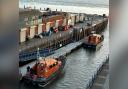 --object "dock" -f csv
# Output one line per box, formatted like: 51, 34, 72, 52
19, 14, 108, 53
20, 40, 82, 76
